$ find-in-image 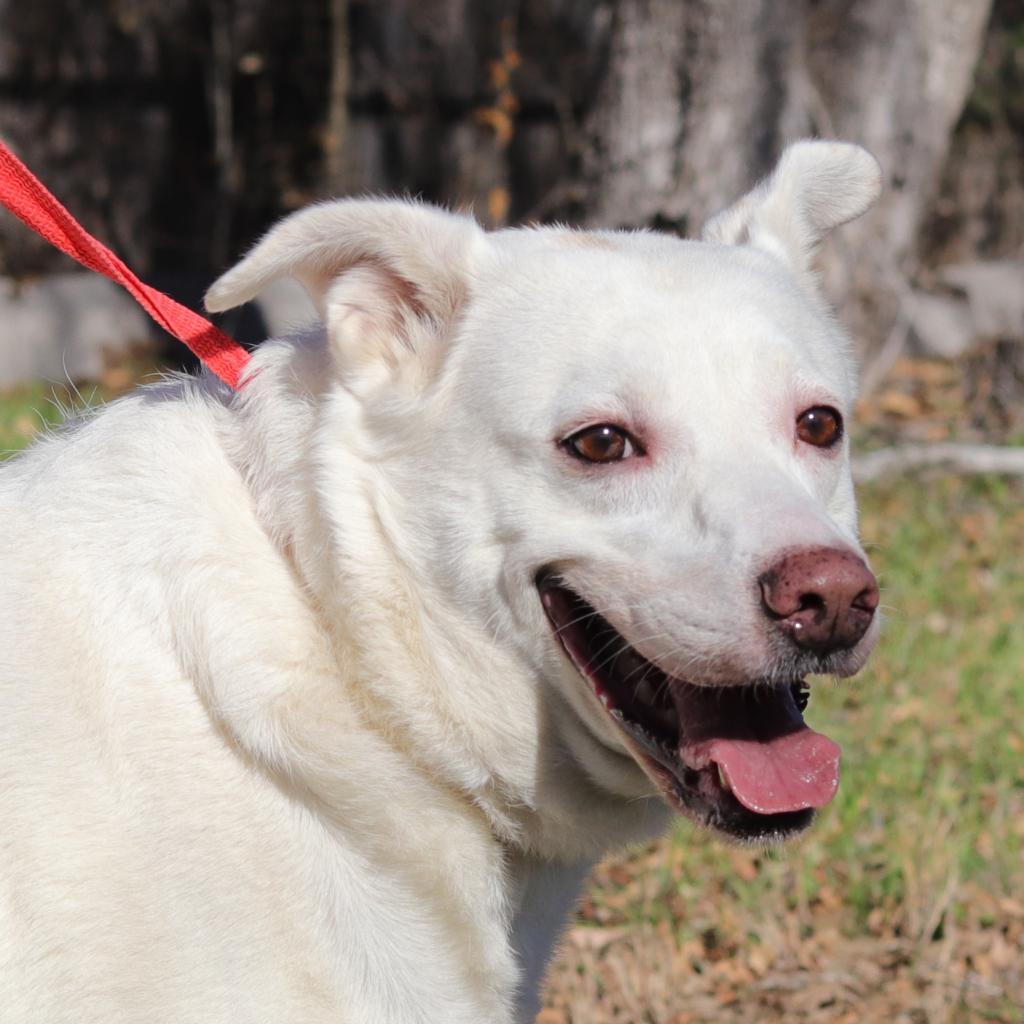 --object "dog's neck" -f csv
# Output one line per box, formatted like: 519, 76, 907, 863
215, 335, 666, 1016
